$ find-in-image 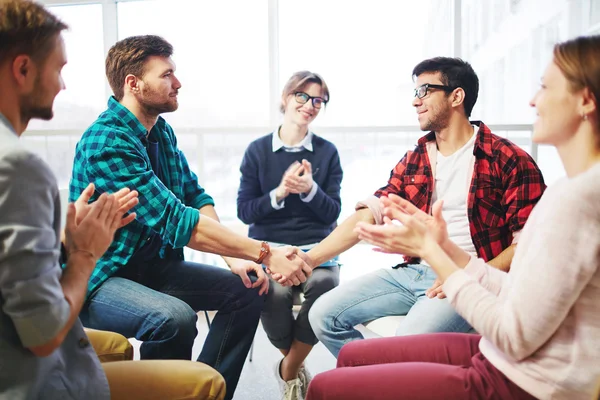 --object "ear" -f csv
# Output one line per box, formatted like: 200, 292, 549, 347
450, 87, 466, 110
11, 55, 36, 89
580, 86, 597, 119
124, 74, 140, 95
